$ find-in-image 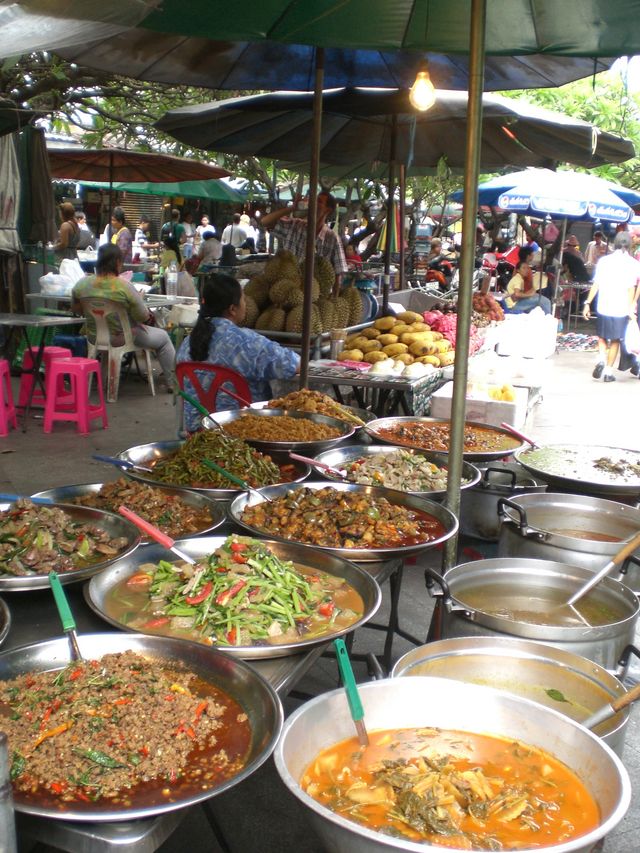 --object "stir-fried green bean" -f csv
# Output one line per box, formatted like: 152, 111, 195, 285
150, 432, 280, 489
